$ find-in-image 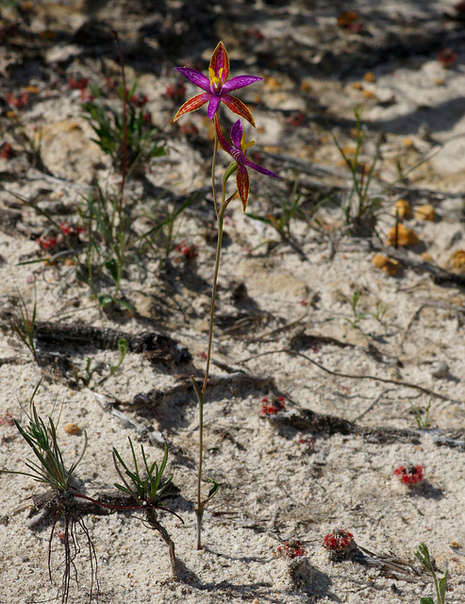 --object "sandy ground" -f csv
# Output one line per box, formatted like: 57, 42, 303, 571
1, 1, 465, 602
